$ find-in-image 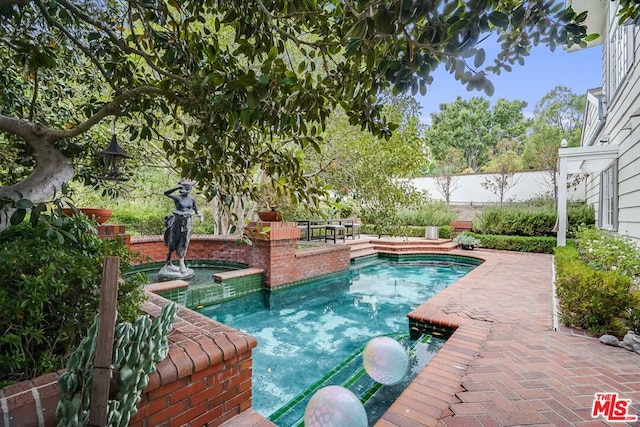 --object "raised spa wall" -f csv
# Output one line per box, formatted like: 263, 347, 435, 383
0, 221, 350, 427
130, 221, 351, 288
